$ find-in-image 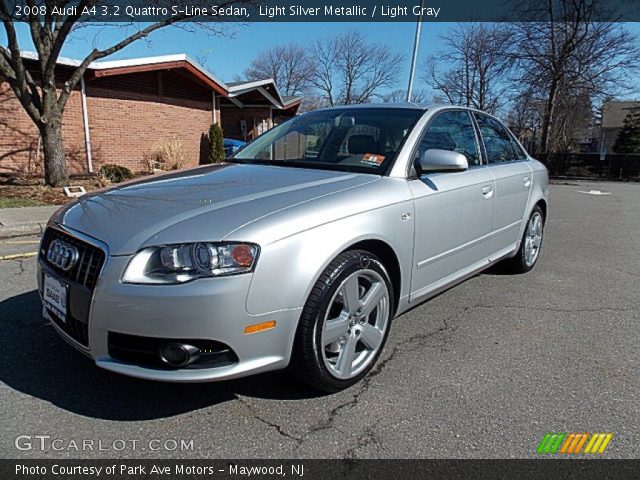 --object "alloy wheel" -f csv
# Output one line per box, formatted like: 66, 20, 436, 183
320, 269, 390, 380
524, 211, 543, 267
